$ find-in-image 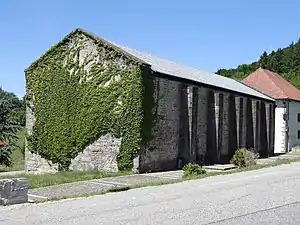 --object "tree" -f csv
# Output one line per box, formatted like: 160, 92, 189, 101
0, 87, 25, 126
291, 41, 300, 72
259, 51, 268, 69
0, 98, 21, 167
216, 37, 300, 89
